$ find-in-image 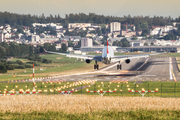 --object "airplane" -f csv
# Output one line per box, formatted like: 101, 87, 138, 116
44, 40, 165, 70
